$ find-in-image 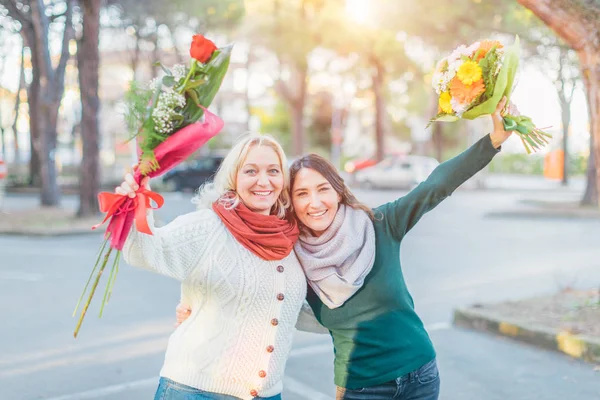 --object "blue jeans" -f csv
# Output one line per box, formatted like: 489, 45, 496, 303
154, 377, 282, 400
335, 358, 440, 400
